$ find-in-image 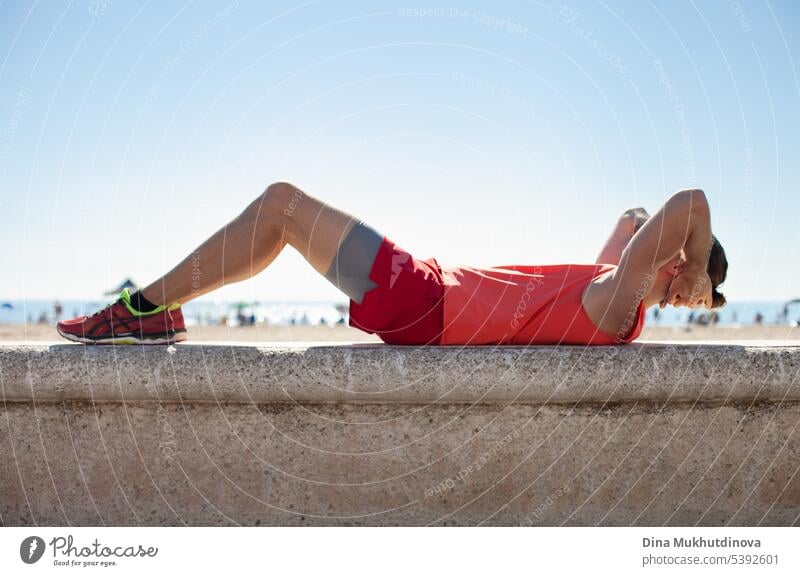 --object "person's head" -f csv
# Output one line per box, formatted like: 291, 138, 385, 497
648, 235, 728, 309
706, 236, 728, 307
